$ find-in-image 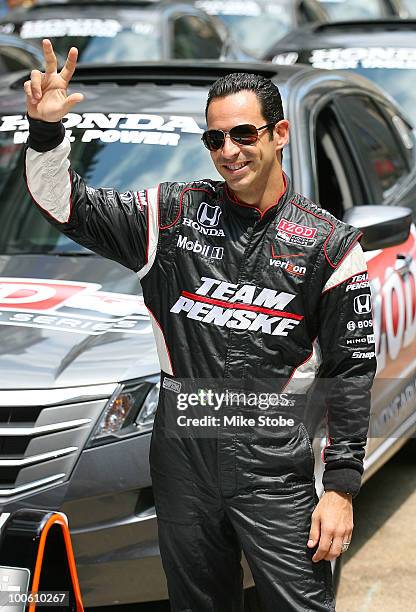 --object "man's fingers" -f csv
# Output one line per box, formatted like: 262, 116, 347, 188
324, 536, 343, 561
63, 92, 85, 113
307, 512, 320, 548
24, 80, 36, 105
312, 530, 333, 562
30, 70, 43, 99
60, 47, 78, 83
43, 38, 57, 74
